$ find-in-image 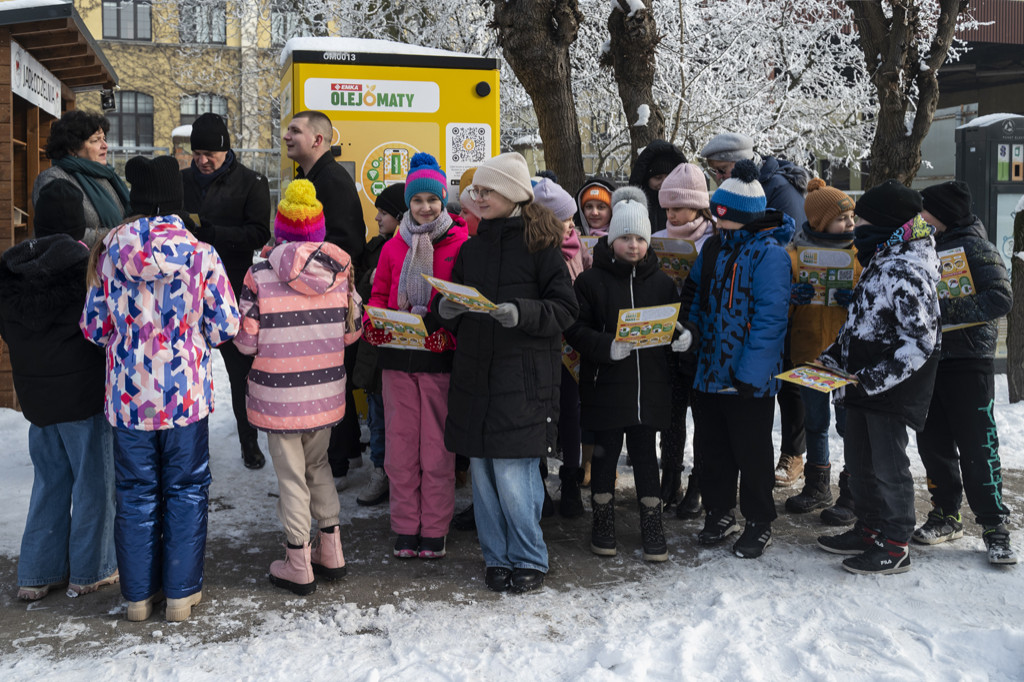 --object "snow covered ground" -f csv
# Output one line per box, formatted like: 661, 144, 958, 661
0, 357, 1022, 681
